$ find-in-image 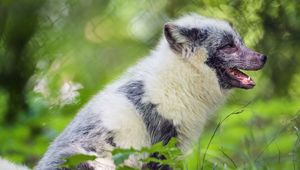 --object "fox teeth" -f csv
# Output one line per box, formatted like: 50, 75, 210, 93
247, 77, 251, 81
